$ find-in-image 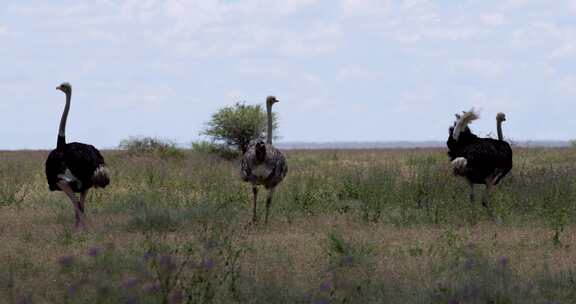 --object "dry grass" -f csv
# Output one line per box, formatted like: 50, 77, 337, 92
0, 148, 576, 303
